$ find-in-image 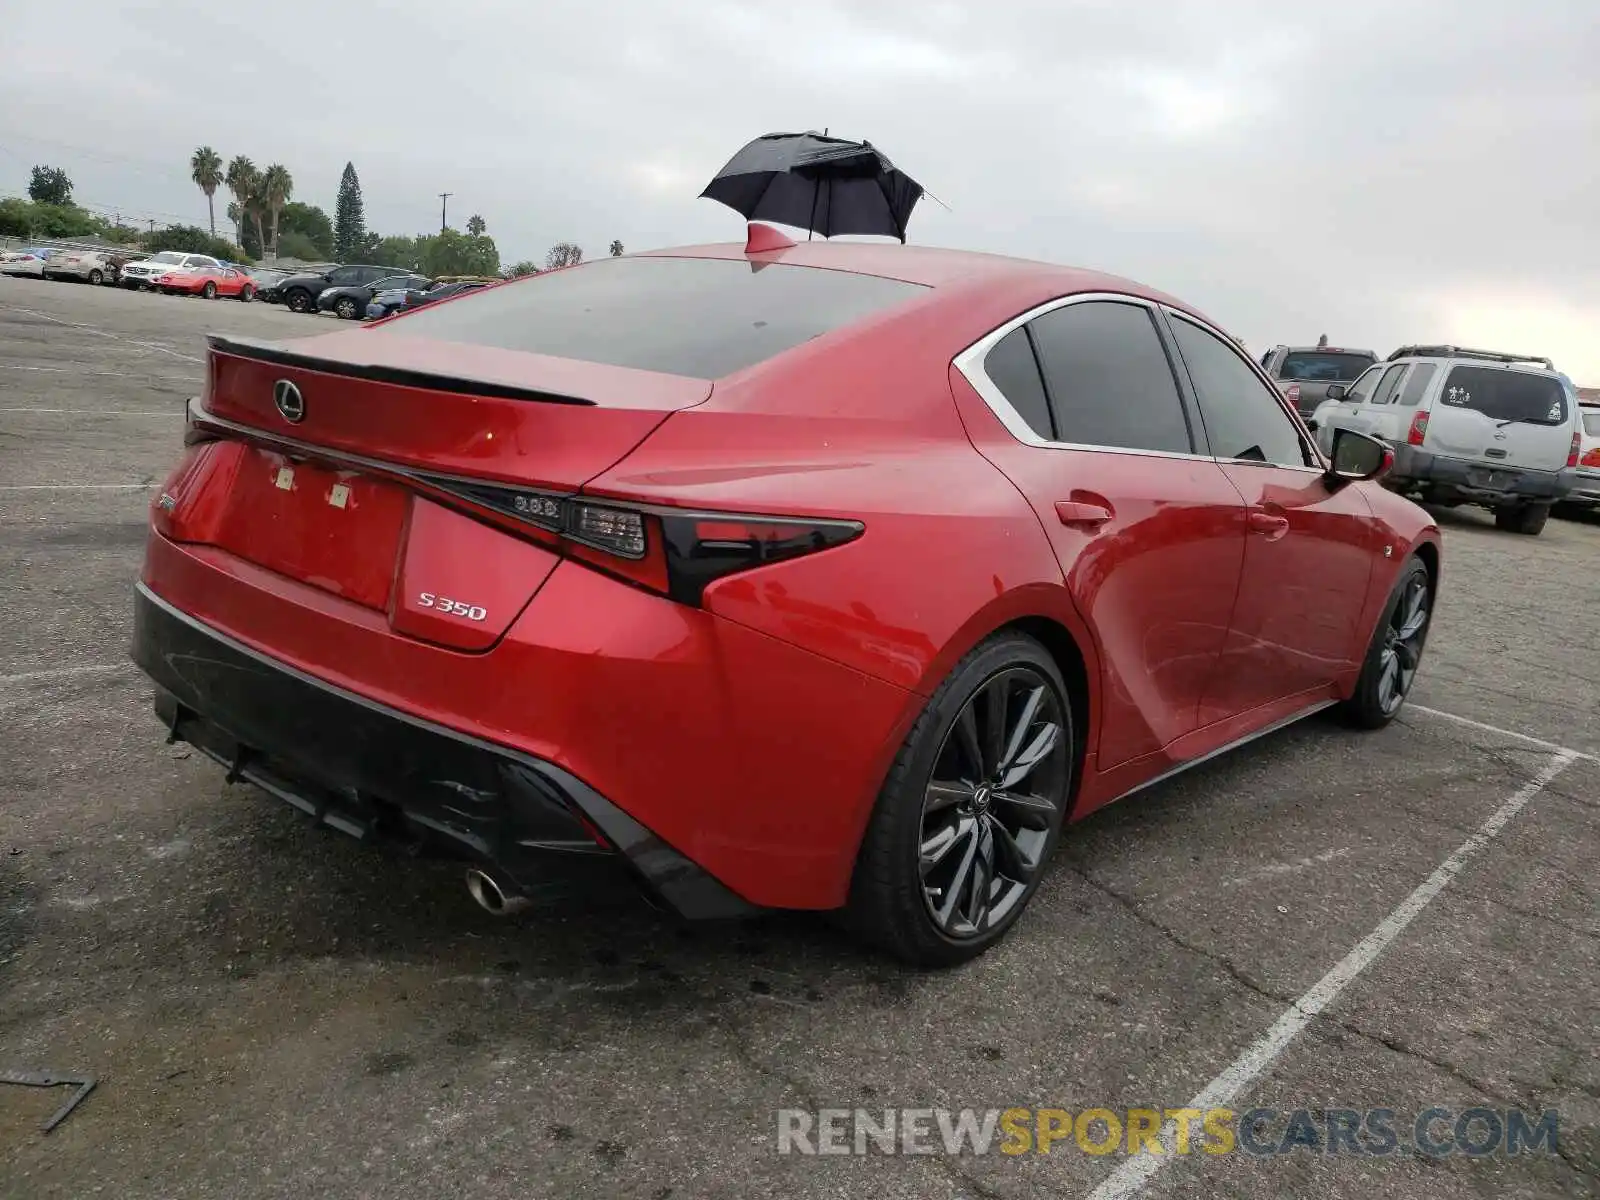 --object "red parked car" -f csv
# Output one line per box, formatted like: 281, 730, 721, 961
155, 265, 256, 301
132, 231, 1440, 965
